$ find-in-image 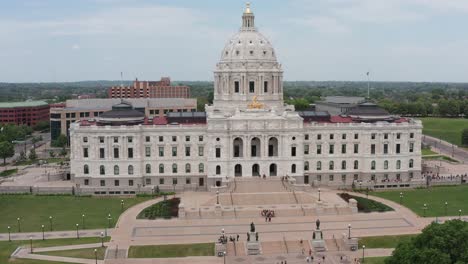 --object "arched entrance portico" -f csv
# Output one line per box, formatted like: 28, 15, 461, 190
269, 163, 277, 176
234, 164, 242, 177
252, 164, 260, 176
